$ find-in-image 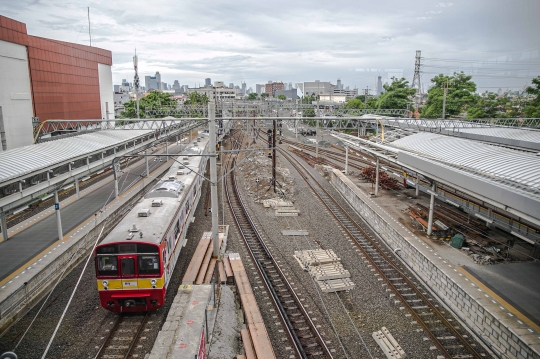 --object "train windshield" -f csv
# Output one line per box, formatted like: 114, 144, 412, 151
138, 255, 160, 275
121, 257, 135, 276
97, 256, 118, 276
